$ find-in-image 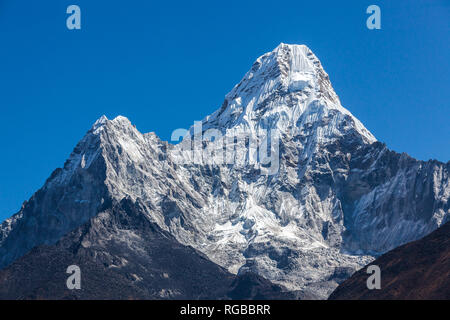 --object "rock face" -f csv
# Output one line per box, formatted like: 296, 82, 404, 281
329, 221, 450, 300
0, 198, 292, 300
1, 43, 449, 299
